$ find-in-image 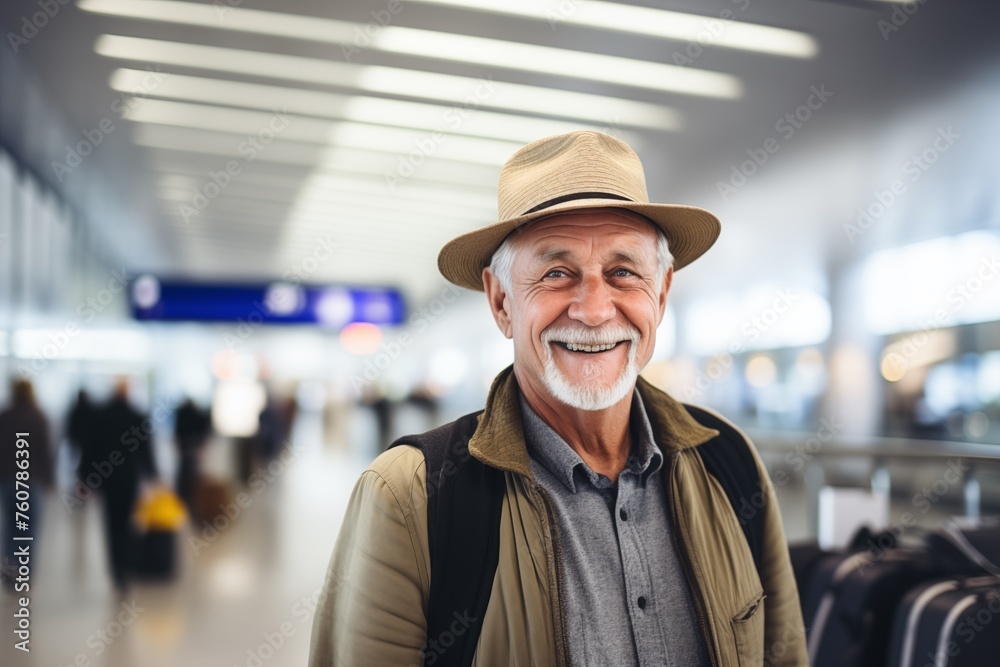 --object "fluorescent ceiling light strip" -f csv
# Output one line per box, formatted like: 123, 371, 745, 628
163, 221, 451, 248
166, 224, 462, 253
170, 235, 434, 260
162, 211, 468, 245
83, 0, 737, 97
215, 177, 494, 217
124, 99, 522, 165
157, 189, 479, 230
156, 179, 492, 220
125, 100, 339, 144
155, 178, 490, 217
292, 198, 486, 226
353, 67, 681, 125
165, 226, 469, 255
111, 68, 617, 142
131, 125, 500, 188
289, 190, 490, 222
408, 0, 817, 58
146, 163, 497, 208
372, 27, 740, 98
302, 175, 496, 207
158, 191, 473, 229
325, 124, 517, 165
170, 229, 461, 256
285, 202, 471, 232
131, 125, 326, 162
80, 0, 356, 42
96, 36, 680, 129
